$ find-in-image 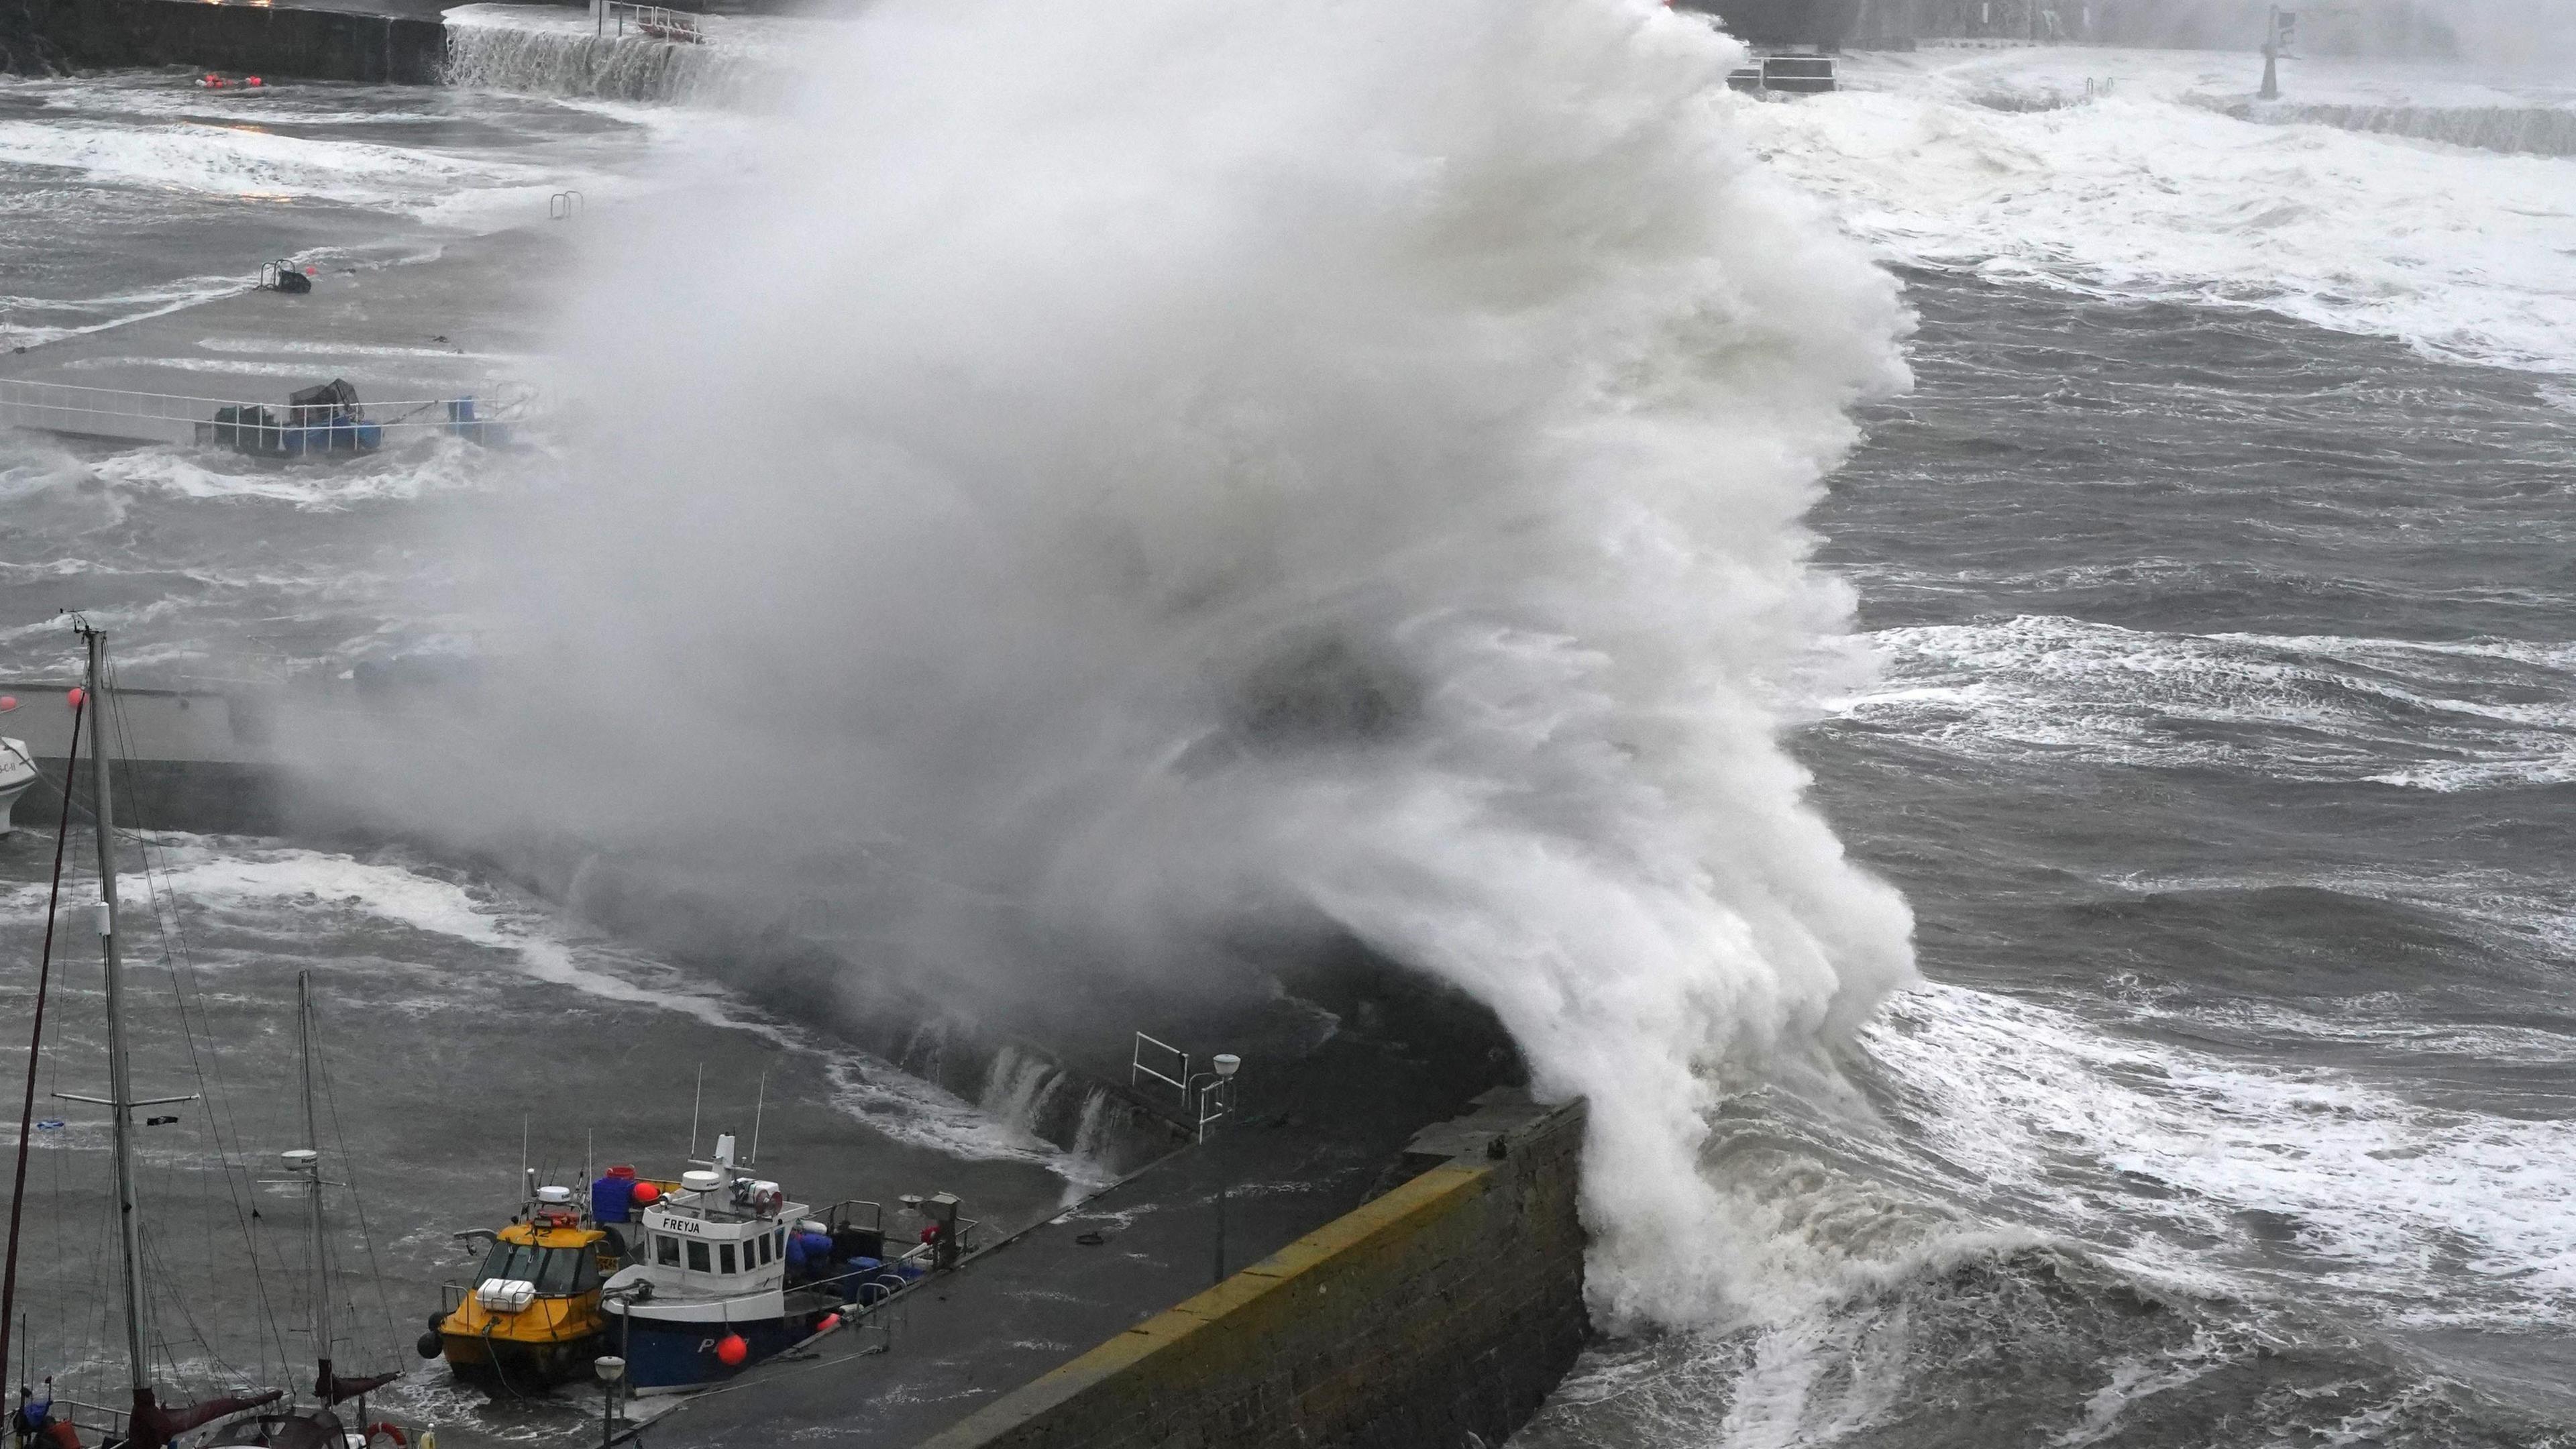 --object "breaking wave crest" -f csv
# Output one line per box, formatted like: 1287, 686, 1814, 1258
385, 0, 1917, 1328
